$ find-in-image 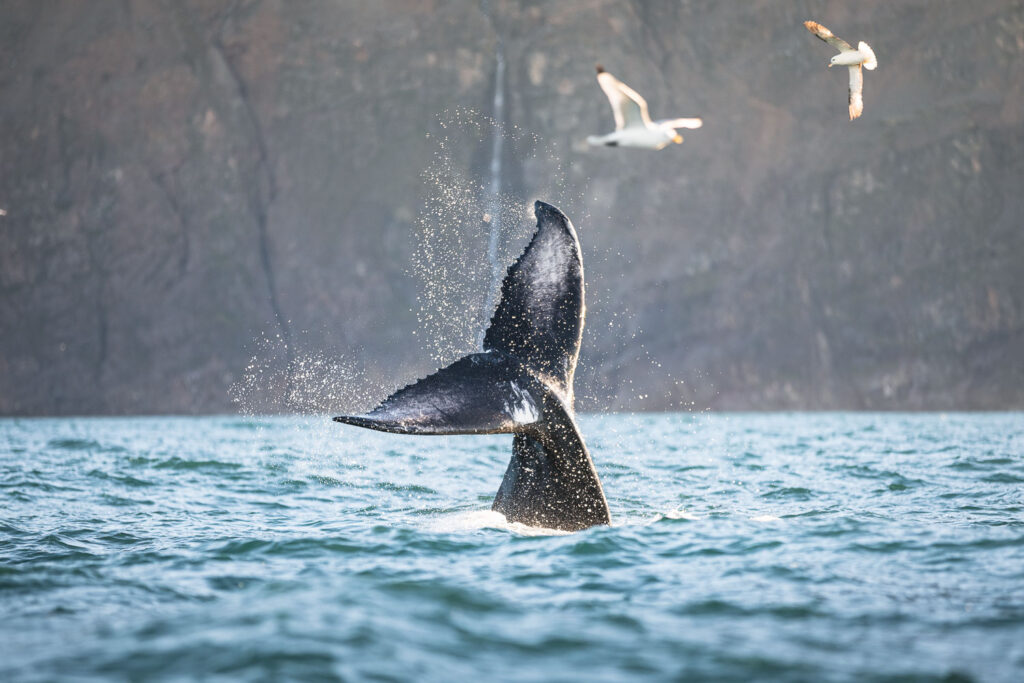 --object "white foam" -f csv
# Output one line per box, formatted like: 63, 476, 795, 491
750, 514, 783, 523
424, 510, 570, 536
663, 509, 701, 521
615, 509, 702, 526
